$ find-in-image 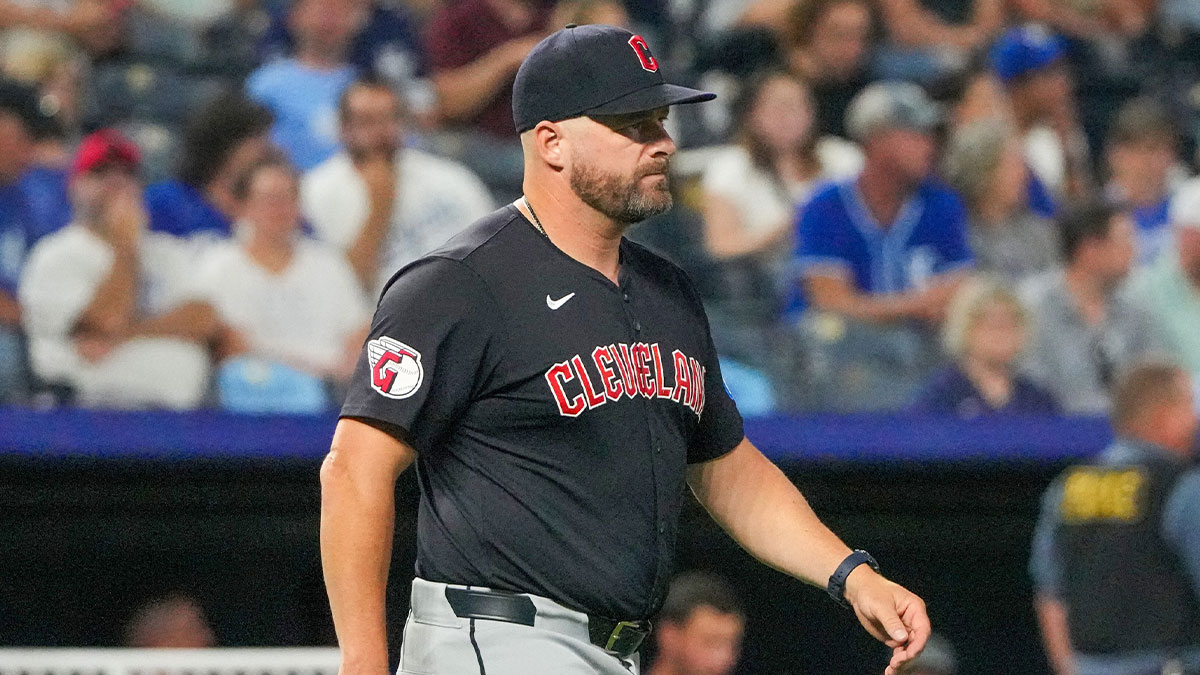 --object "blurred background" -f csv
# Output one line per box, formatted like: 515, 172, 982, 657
2, 0, 1200, 673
